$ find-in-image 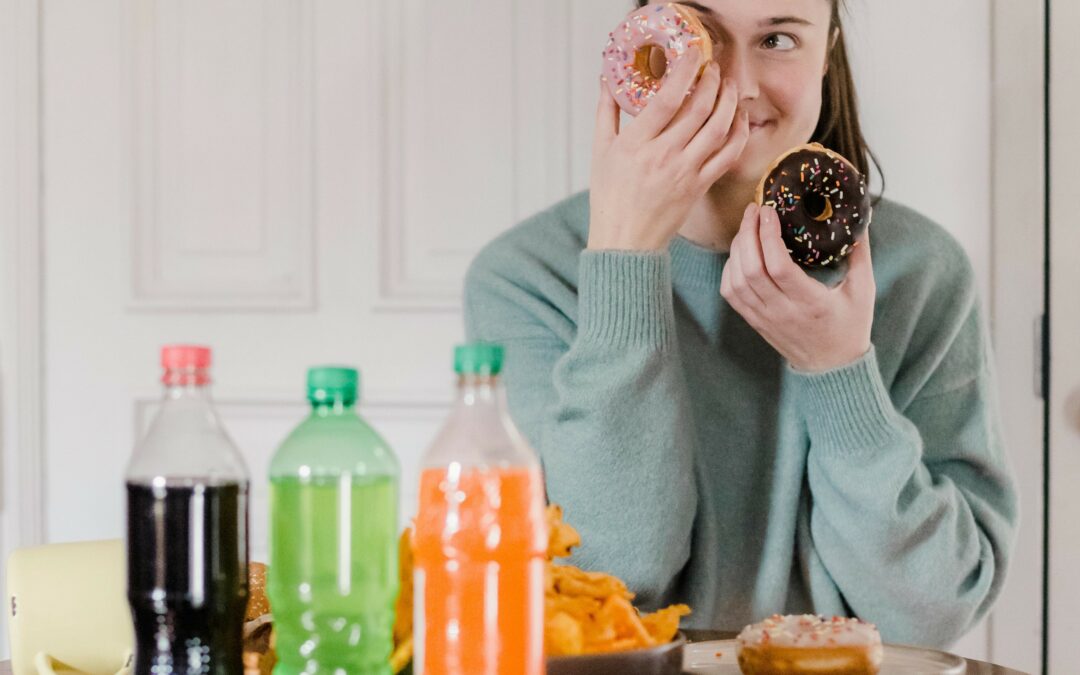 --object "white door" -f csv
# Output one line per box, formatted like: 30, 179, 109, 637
0, 0, 1042, 669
